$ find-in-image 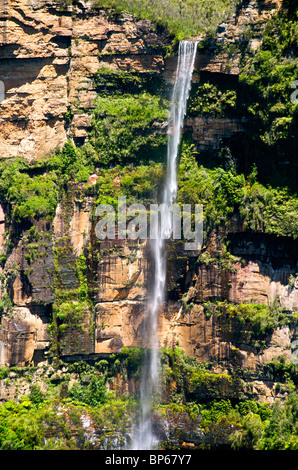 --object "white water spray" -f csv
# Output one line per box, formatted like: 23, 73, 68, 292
132, 40, 198, 450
